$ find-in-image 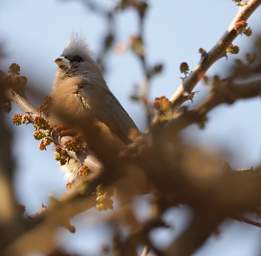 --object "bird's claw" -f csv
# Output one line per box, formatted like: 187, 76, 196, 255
78, 165, 89, 176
